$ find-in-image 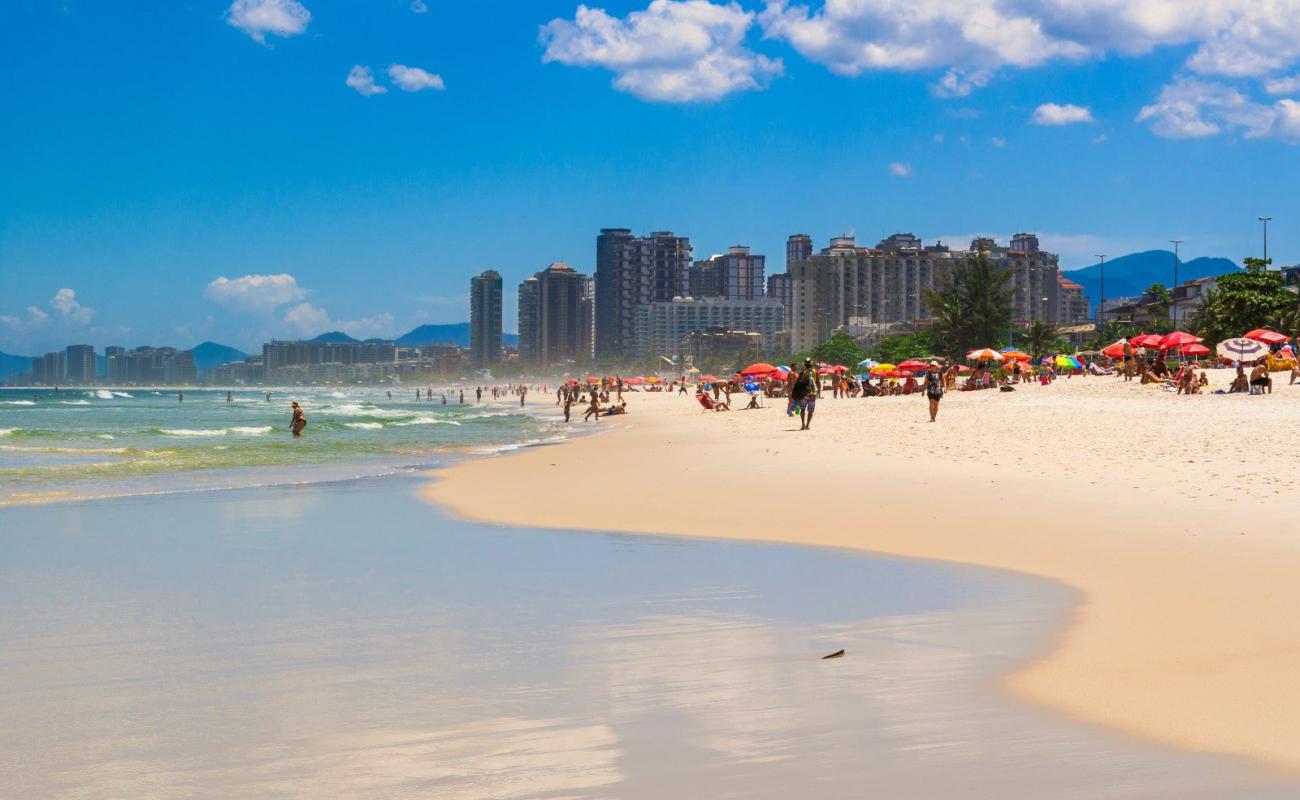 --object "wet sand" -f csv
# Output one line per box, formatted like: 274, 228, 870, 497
5, 473, 1299, 796
427, 377, 1300, 773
